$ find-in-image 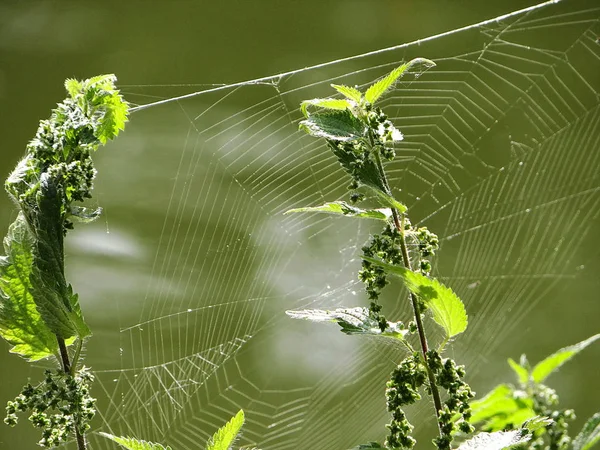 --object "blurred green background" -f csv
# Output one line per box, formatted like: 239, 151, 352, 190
1, 1, 599, 449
